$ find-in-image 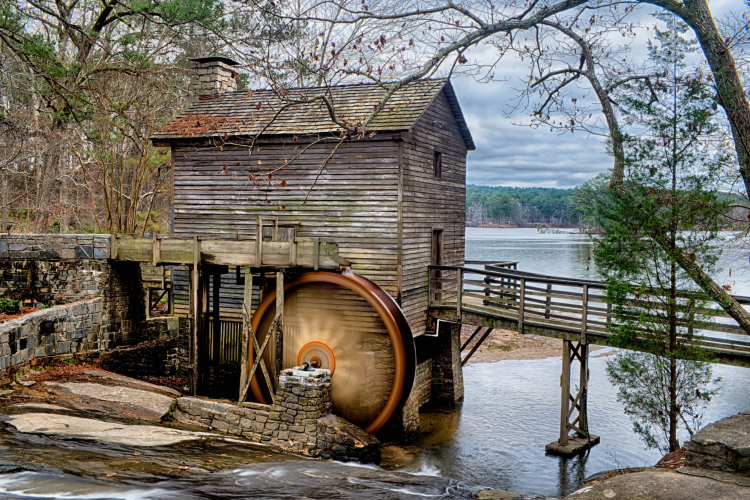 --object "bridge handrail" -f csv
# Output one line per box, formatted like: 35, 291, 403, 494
428, 264, 750, 305
427, 264, 750, 365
